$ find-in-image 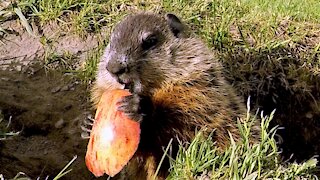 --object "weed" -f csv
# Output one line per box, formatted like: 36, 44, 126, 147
0, 110, 20, 140
167, 101, 318, 179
